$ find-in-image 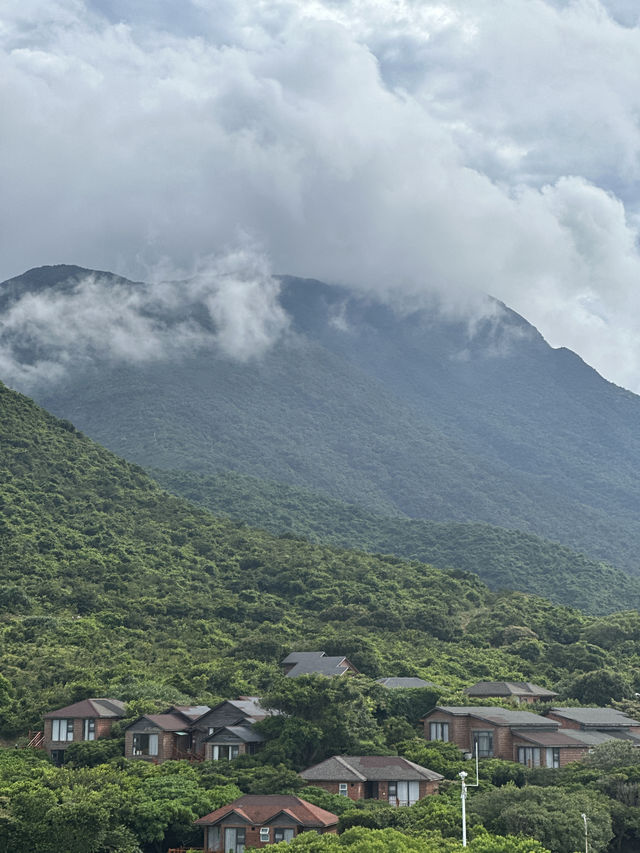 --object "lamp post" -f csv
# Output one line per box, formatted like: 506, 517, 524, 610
459, 743, 479, 847
459, 771, 468, 847
581, 813, 588, 853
